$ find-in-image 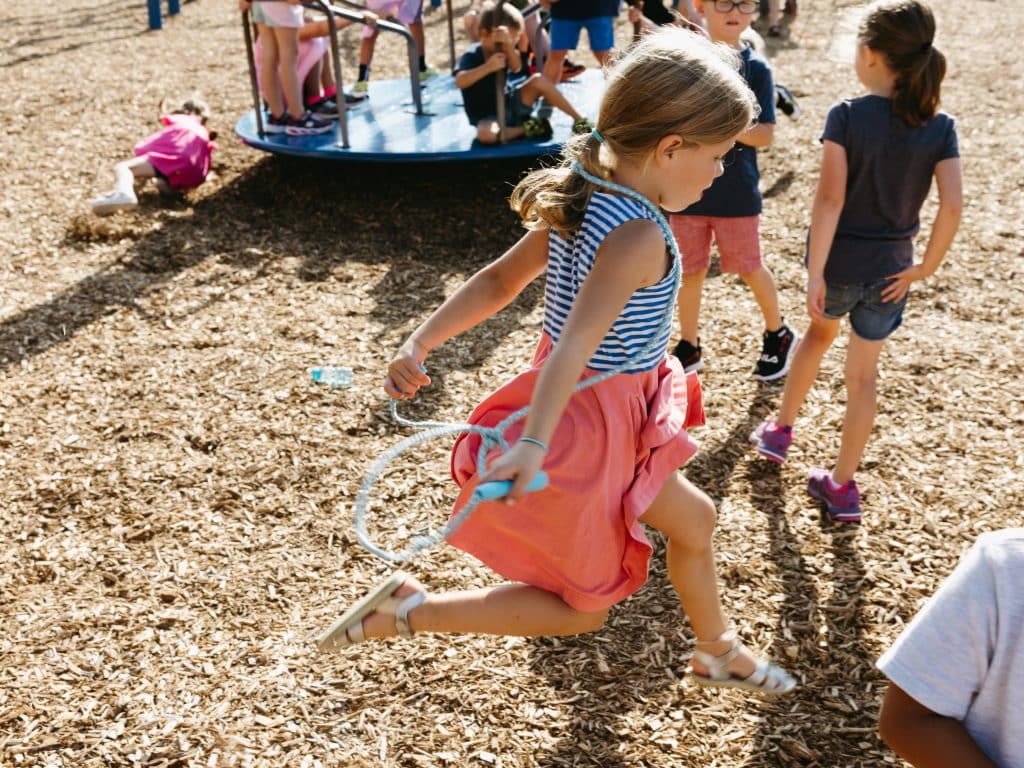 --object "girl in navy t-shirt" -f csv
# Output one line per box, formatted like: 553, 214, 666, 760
751, 0, 962, 524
